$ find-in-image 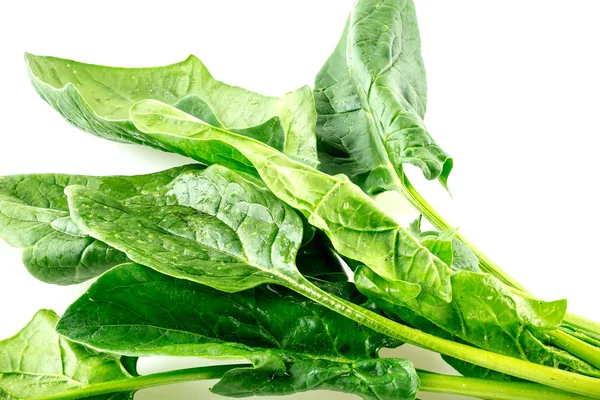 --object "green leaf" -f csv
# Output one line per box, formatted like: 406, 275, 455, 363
0, 310, 133, 400
58, 263, 400, 361
409, 216, 480, 273
357, 266, 566, 343
314, 20, 399, 193
25, 53, 318, 167
58, 263, 419, 400
213, 354, 418, 400
66, 164, 309, 292
314, 0, 452, 193
354, 267, 600, 379
0, 165, 206, 284
129, 100, 452, 301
